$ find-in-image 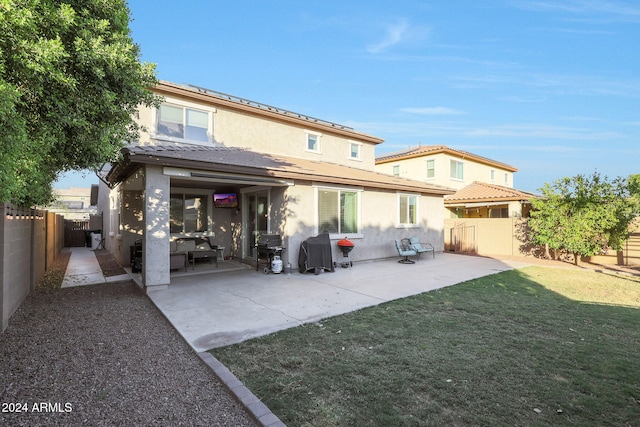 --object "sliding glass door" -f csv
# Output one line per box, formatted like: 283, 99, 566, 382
244, 190, 269, 258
